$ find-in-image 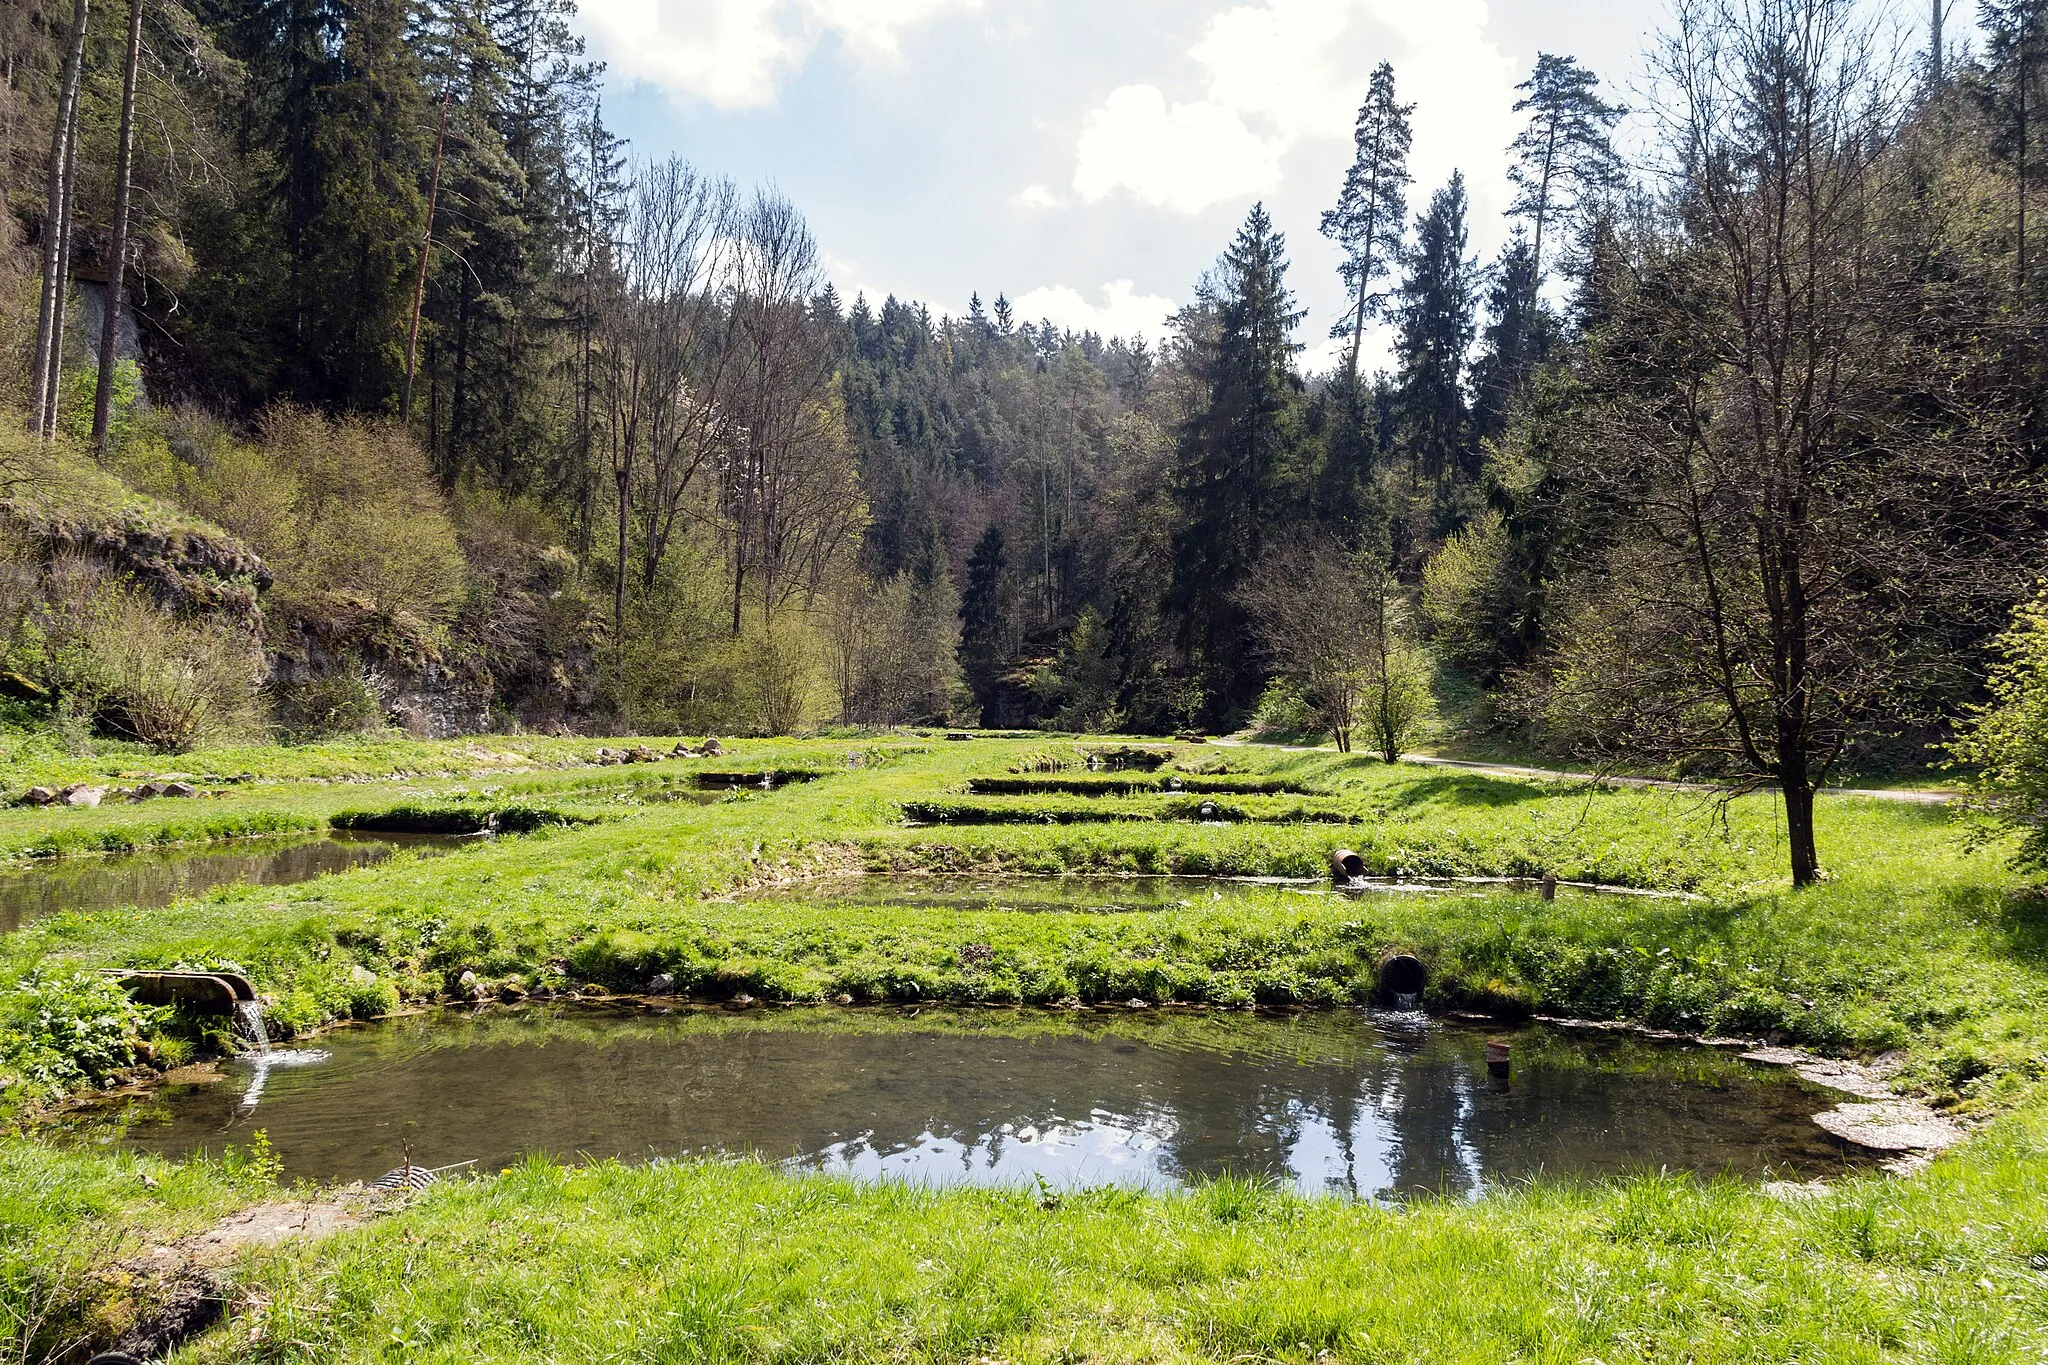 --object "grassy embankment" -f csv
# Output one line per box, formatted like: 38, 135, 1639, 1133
3, 734, 2046, 1360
